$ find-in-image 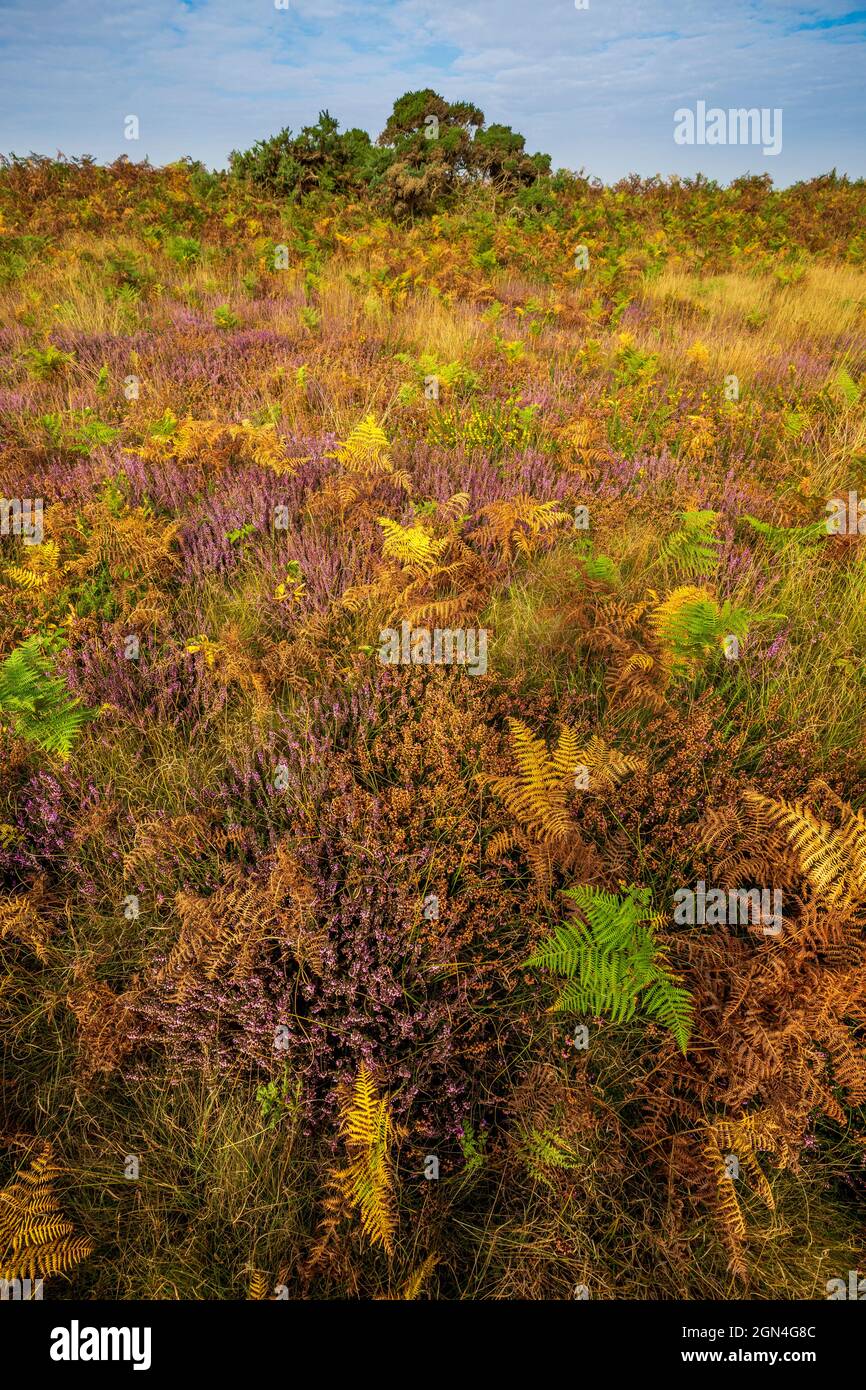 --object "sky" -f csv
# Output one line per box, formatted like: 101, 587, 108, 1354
0, 0, 863, 185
